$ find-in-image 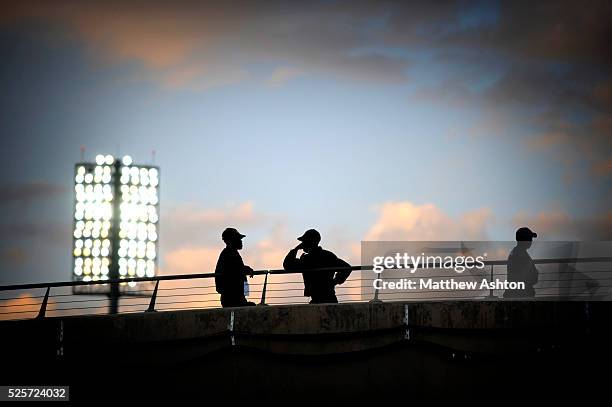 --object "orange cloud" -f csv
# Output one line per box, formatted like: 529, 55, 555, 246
168, 201, 256, 225
164, 246, 220, 275
161, 201, 265, 254
364, 201, 492, 241
1, 1, 409, 89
